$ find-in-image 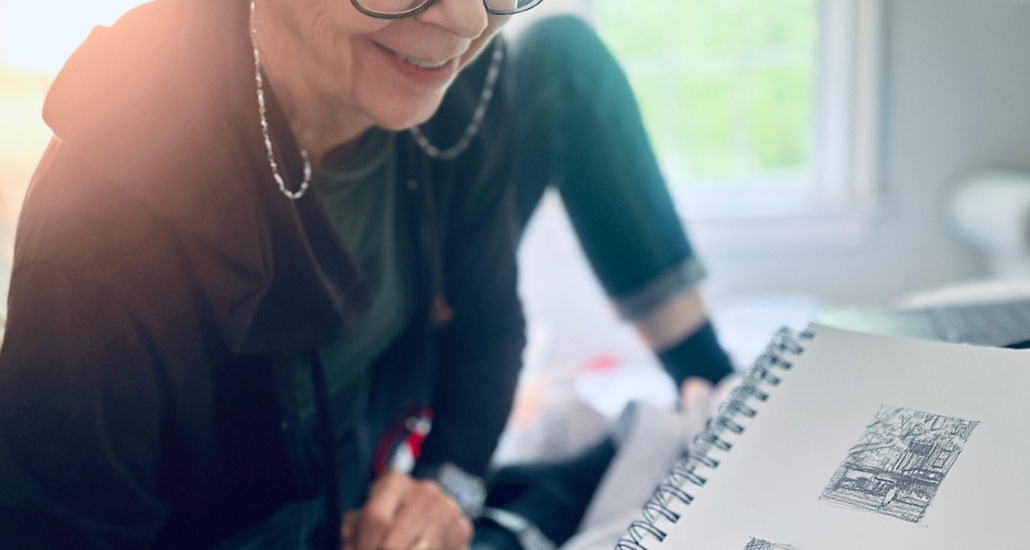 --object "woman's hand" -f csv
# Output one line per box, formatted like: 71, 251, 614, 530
341, 471, 474, 550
